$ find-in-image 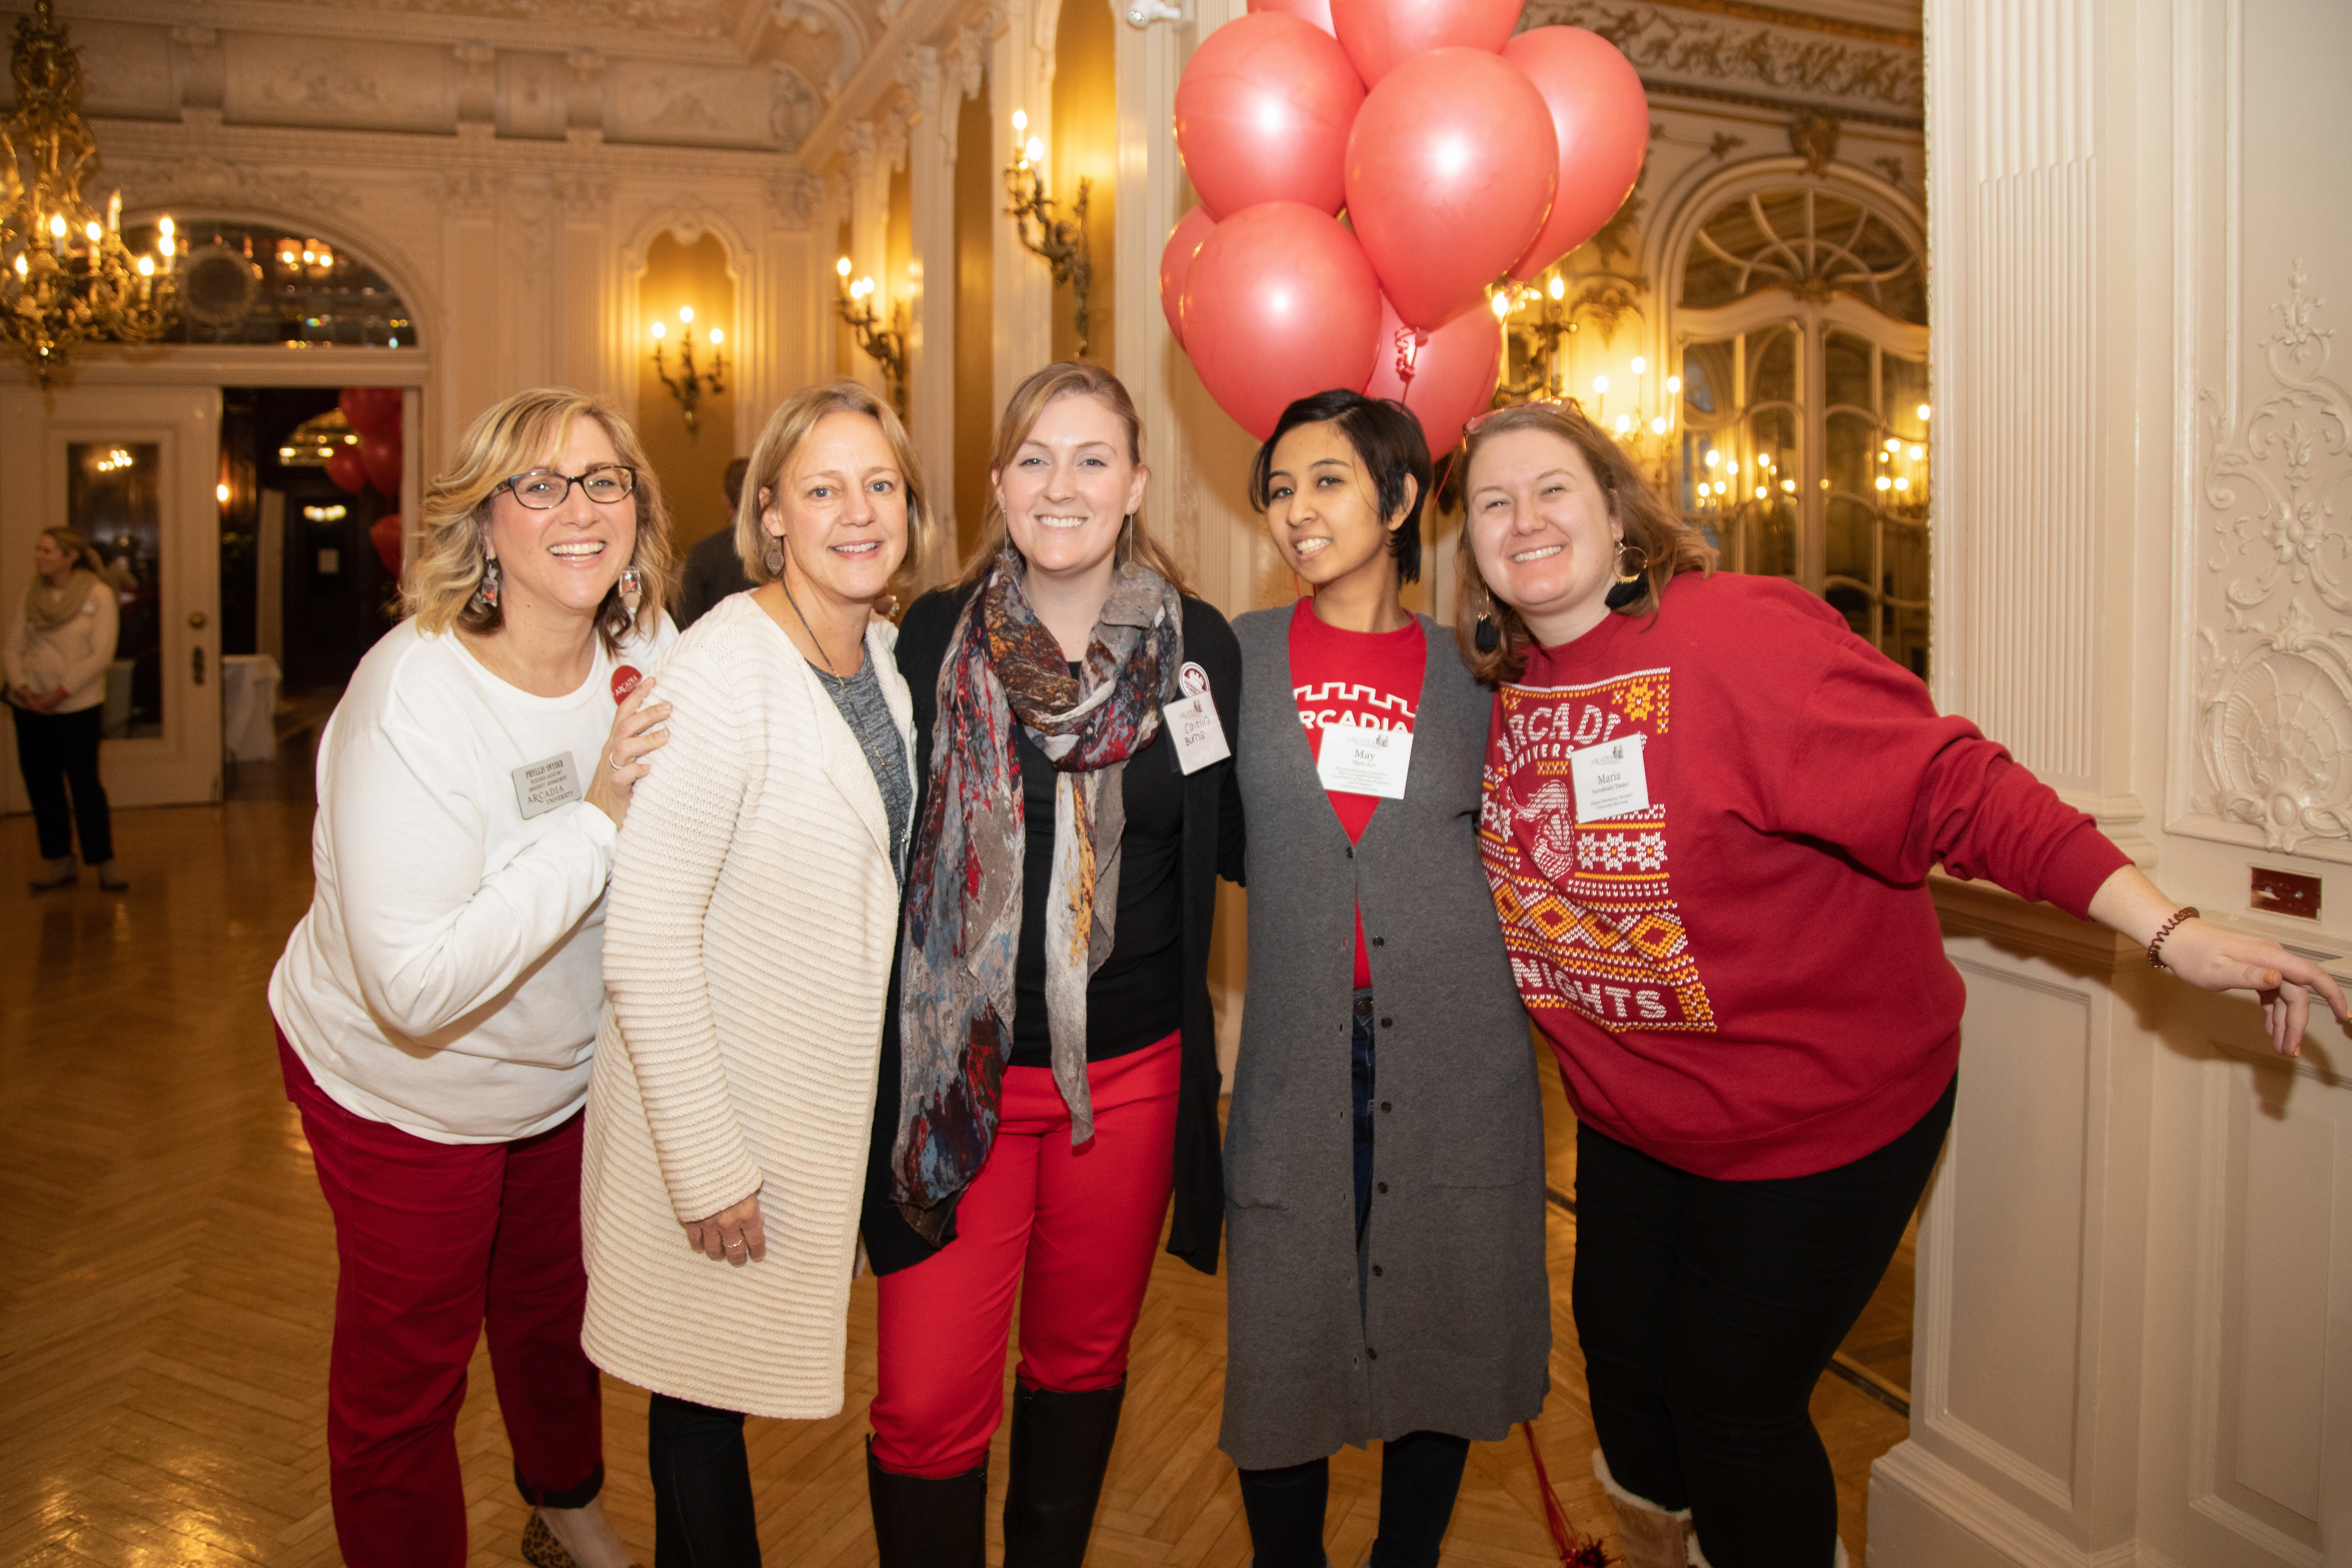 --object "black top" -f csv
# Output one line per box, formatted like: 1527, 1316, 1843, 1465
673, 527, 755, 631
1007, 667, 1187, 1066
861, 580, 1245, 1276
